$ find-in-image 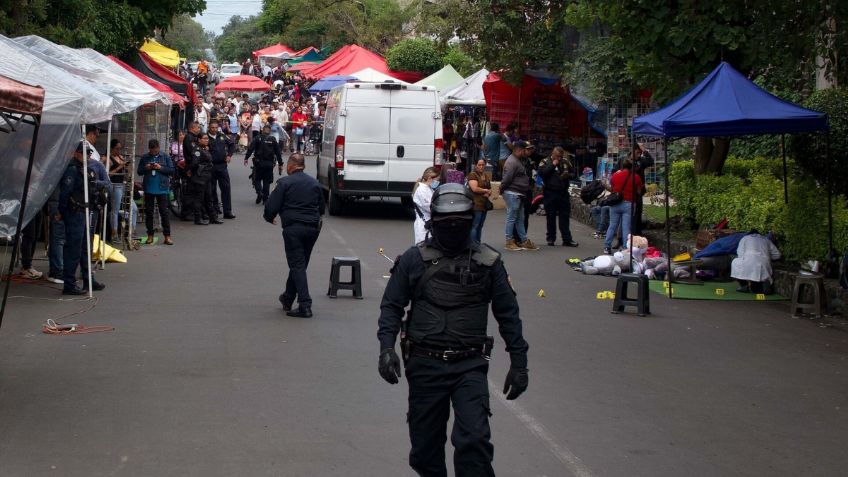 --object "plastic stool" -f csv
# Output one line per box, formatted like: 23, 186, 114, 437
611, 273, 650, 317
327, 256, 363, 299
791, 273, 826, 318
